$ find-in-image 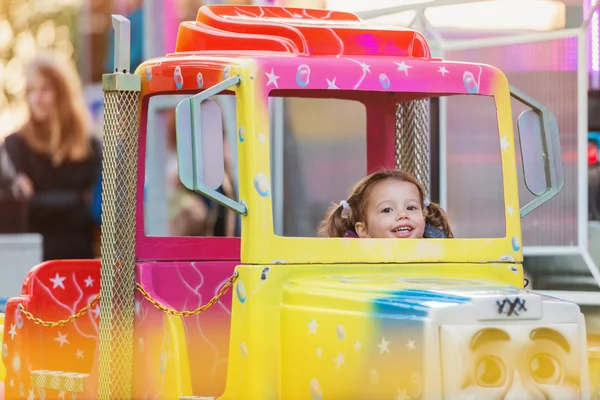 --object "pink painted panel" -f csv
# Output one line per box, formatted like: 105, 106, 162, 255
257, 56, 497, 97
135, 261, 237, 397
